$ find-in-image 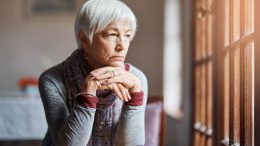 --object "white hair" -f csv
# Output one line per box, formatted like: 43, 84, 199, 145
74, 0, 137, 47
